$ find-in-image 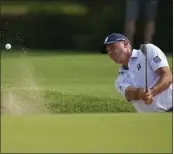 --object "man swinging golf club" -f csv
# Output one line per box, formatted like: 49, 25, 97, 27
101, 33, 173, 112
